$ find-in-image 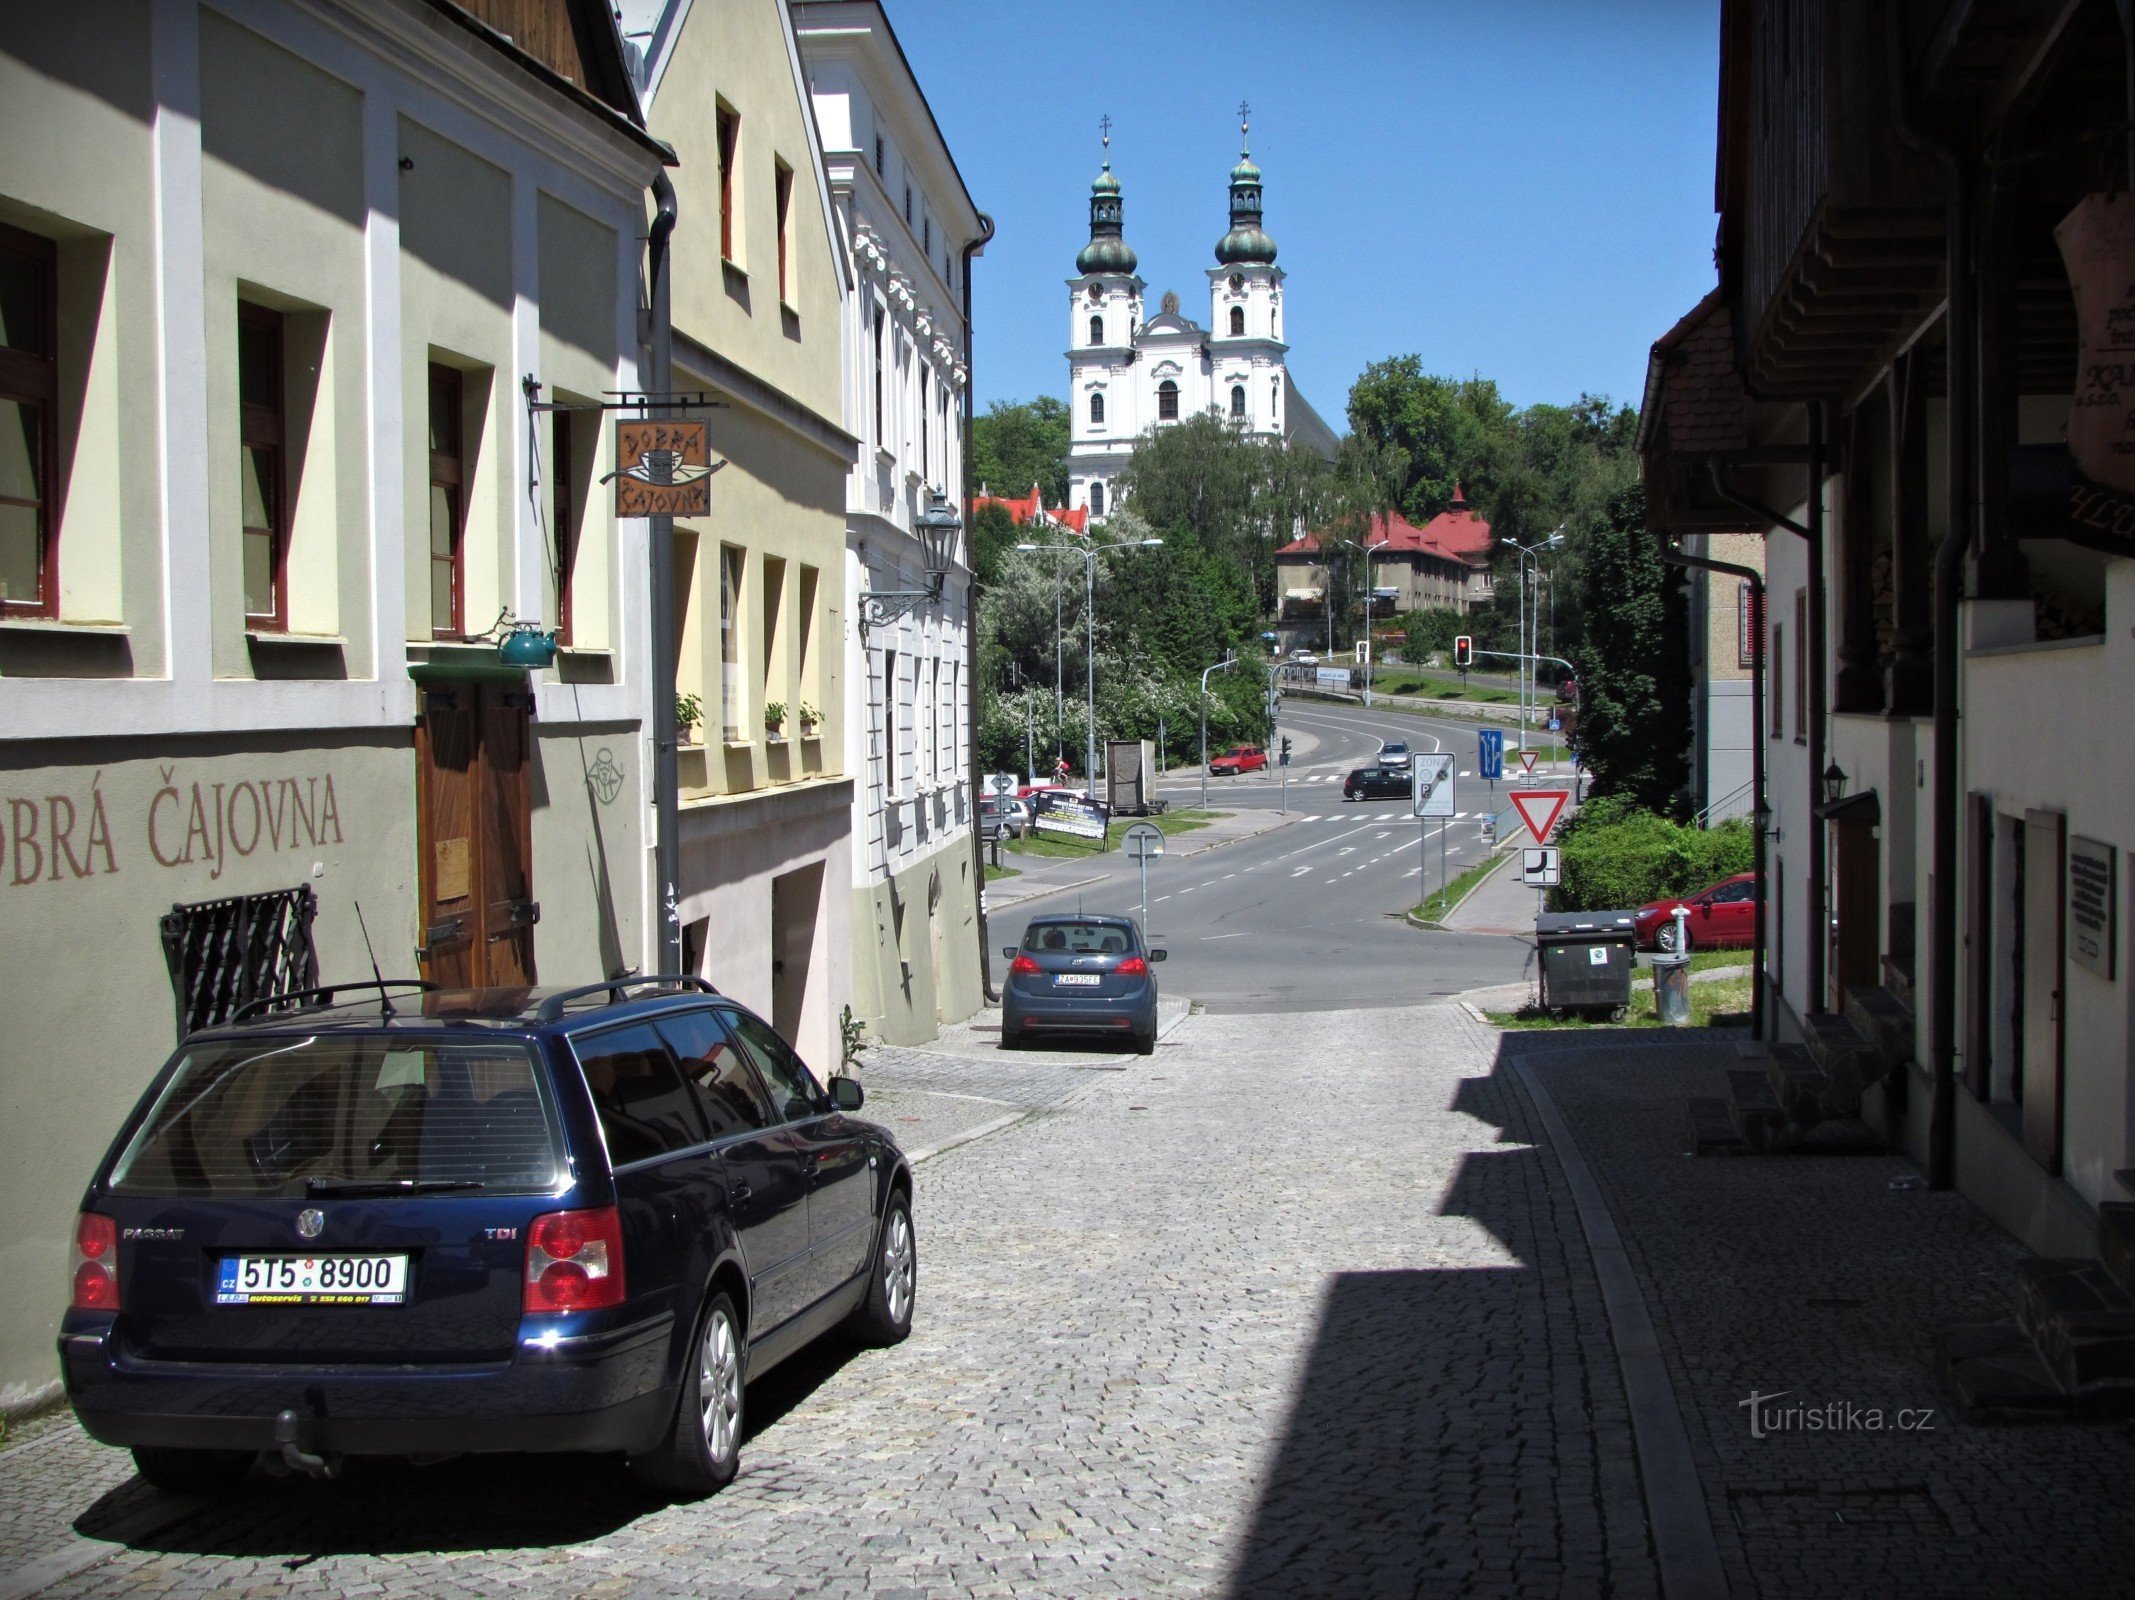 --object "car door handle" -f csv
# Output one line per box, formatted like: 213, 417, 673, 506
730, 1183, 753, 1202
